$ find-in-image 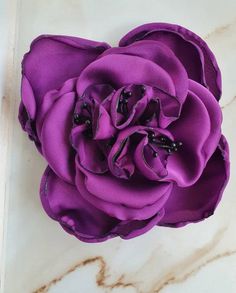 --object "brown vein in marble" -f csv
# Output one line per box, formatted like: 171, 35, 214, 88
153, 249, 236, 293
221, 96, 236, 110
33, 256, 136, 293
204, 18, 236, 40
150, 227, 229, 293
